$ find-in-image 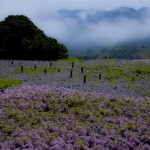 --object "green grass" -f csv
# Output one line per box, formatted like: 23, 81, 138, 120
81, 61, 150, 82
57, 57, 85, 62
14, 66, 65, 74
0, 78, 21, 89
